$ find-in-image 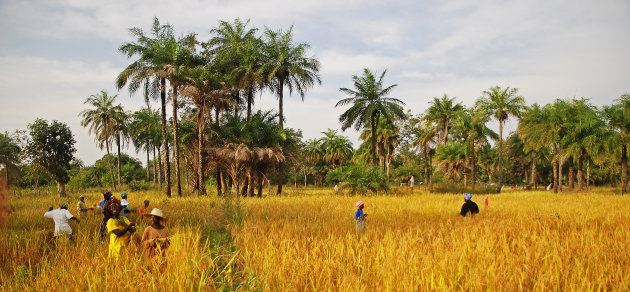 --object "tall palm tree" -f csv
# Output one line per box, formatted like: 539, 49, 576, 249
603, 94, 630, 194
319, 129, 353, 168
518, 104, 548, 188
412, 120, 437, 186
79, 90, 119, 190
262, 26, 321, 194
476, 86, 525, 189
454, 108, 497, 189
208, 19, 264, 121
423, 94, 464, 145
130, 105, 161, 182
337, 68, 405, 167
112, 108, 129, 187
117, 17, 176, 197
